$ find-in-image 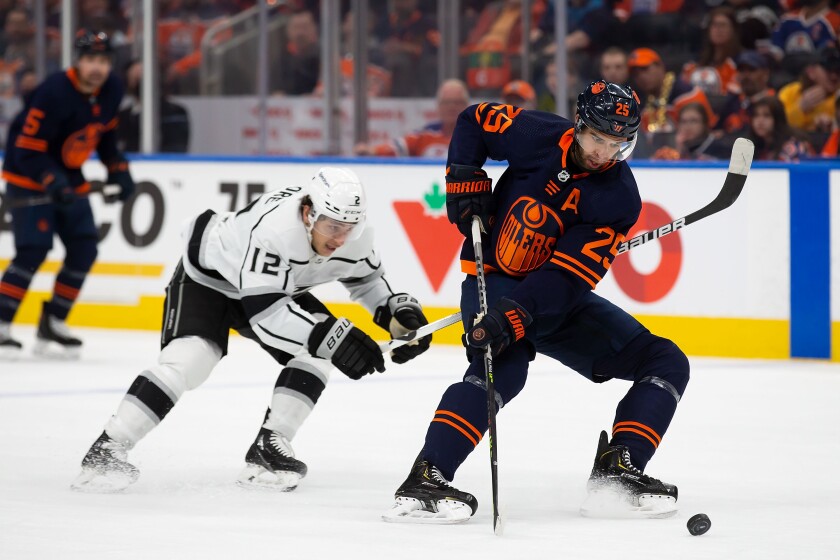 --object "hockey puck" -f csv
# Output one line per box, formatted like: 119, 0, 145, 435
687, 513, 711, 536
